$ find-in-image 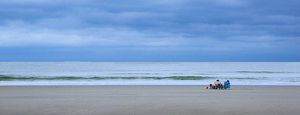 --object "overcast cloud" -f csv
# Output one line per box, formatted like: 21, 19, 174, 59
0, 0, 299, 61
